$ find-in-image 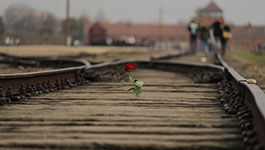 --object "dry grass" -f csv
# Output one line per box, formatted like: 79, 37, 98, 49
0, 64, 52, 74
0, 45, 145, 56
225, 54, 265, 87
